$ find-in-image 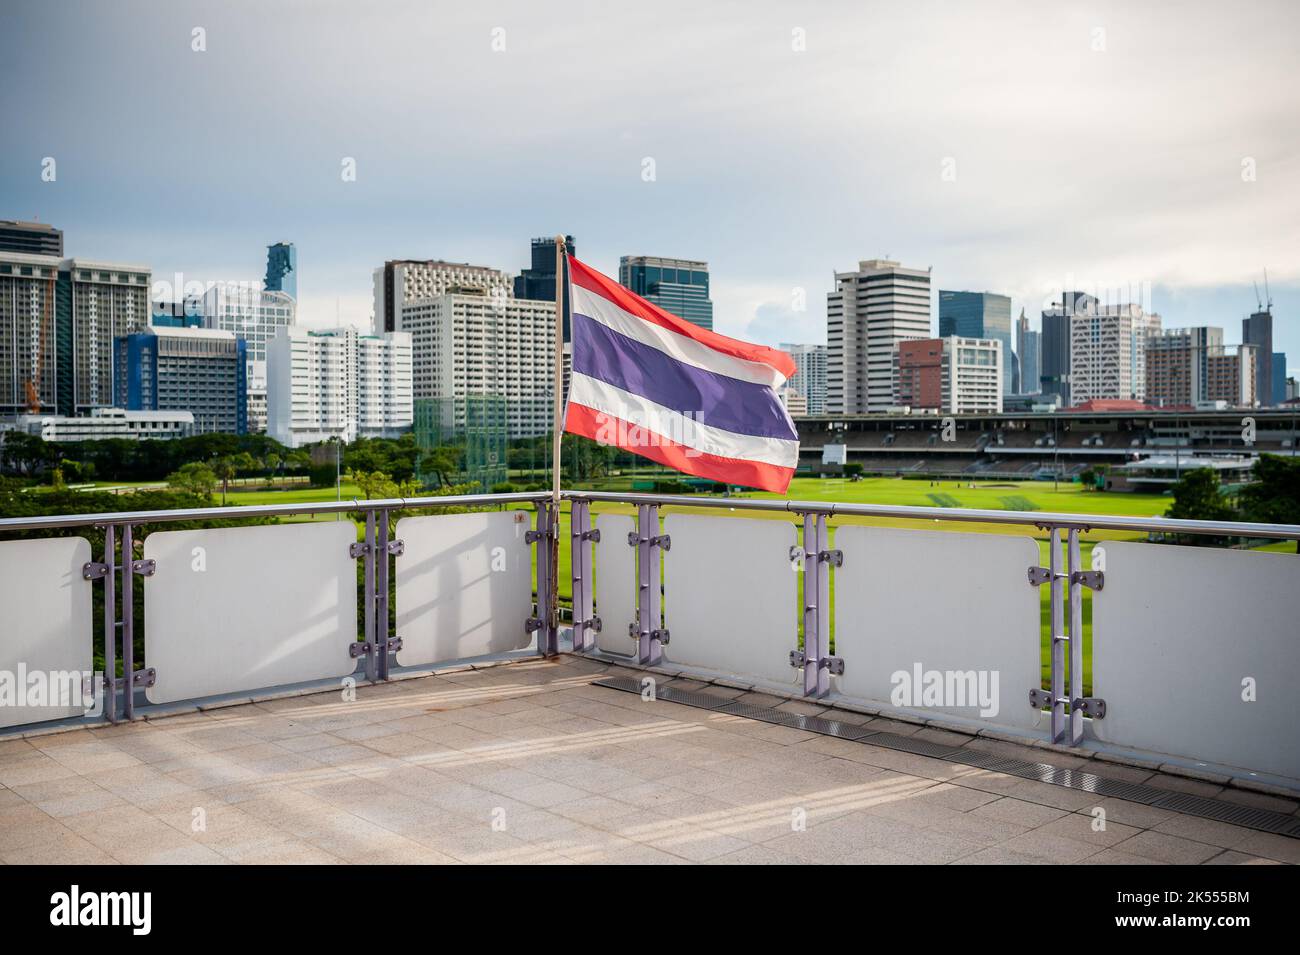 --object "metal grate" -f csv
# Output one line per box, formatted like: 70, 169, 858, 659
592, 676, 1300, 839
